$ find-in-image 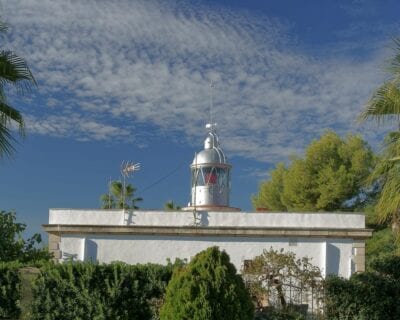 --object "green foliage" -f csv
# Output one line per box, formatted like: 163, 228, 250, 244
253, 131, 375, 212
358, 39, 400, 240
325, 255, 400, 320
31, 262, 174, 320
19, 267, 40, 320
253, 163, 287, 211
242, 248, 323, 316
358, 38, 400, 124
366, 228, 398, 269
160, 247, 254, 320
369, 254, 400, 280
0, 210, 52, 263
0, 19, 36, 158
255, 307, 306, 320
366, 132, 400, 239
164, 201, 181, 211
0, 262, 22, 319
101, 181, 143, 209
